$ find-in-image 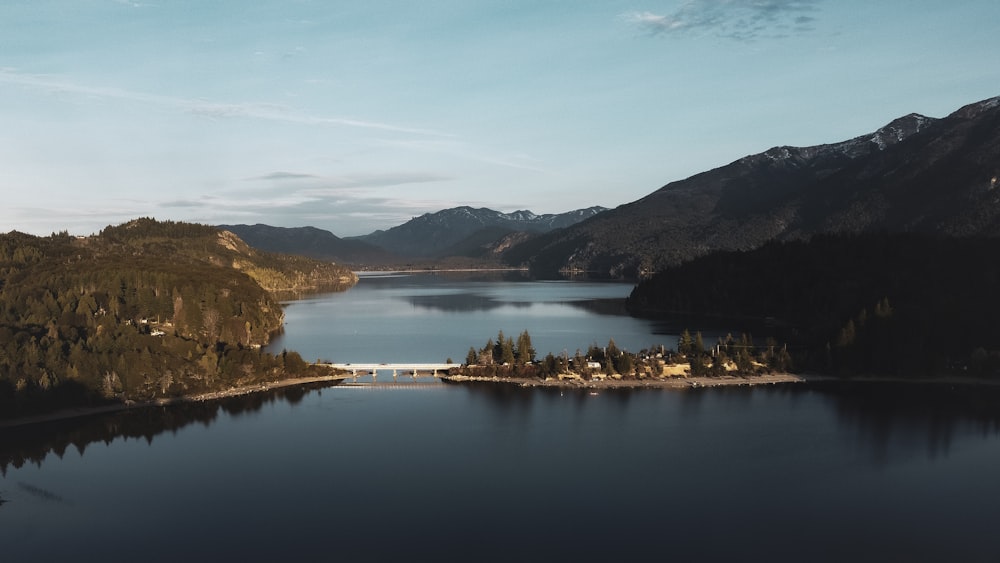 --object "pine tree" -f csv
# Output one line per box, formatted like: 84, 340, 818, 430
516, 330, 536, 365
678, 329, 693, 358
500, 336, 515, 366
